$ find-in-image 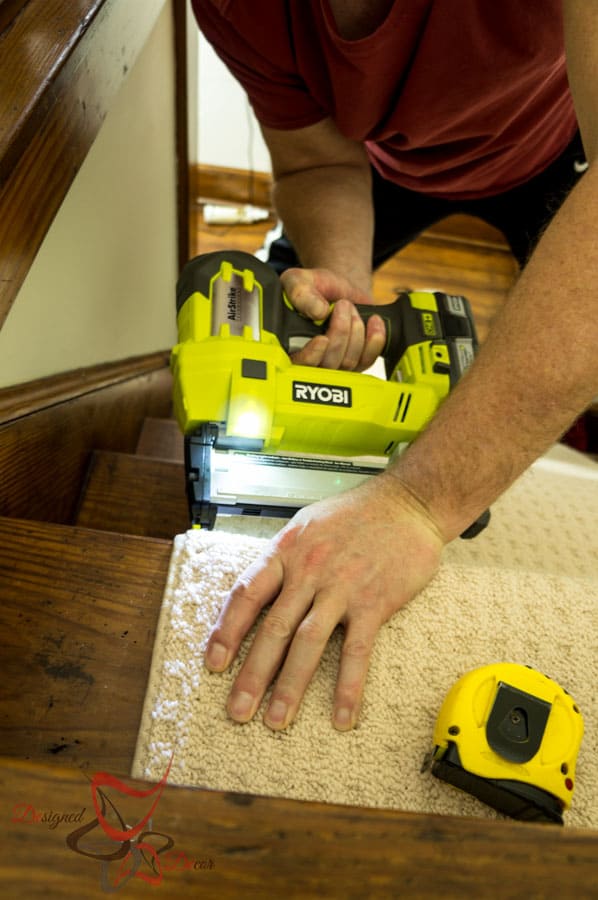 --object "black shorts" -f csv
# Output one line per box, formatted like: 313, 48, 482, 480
266, 131, 587, 272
